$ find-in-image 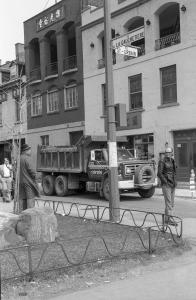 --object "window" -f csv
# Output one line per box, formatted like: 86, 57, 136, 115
15, 100, 20, 122
31, 94, 42, 116
64, 84, 78, 110
0, 92, 7, 102
40, 135, 49, 146
47, 89, 59, 113
0, 103, 2, 124
129, 74, 142, 110
161, 65, 177, 104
